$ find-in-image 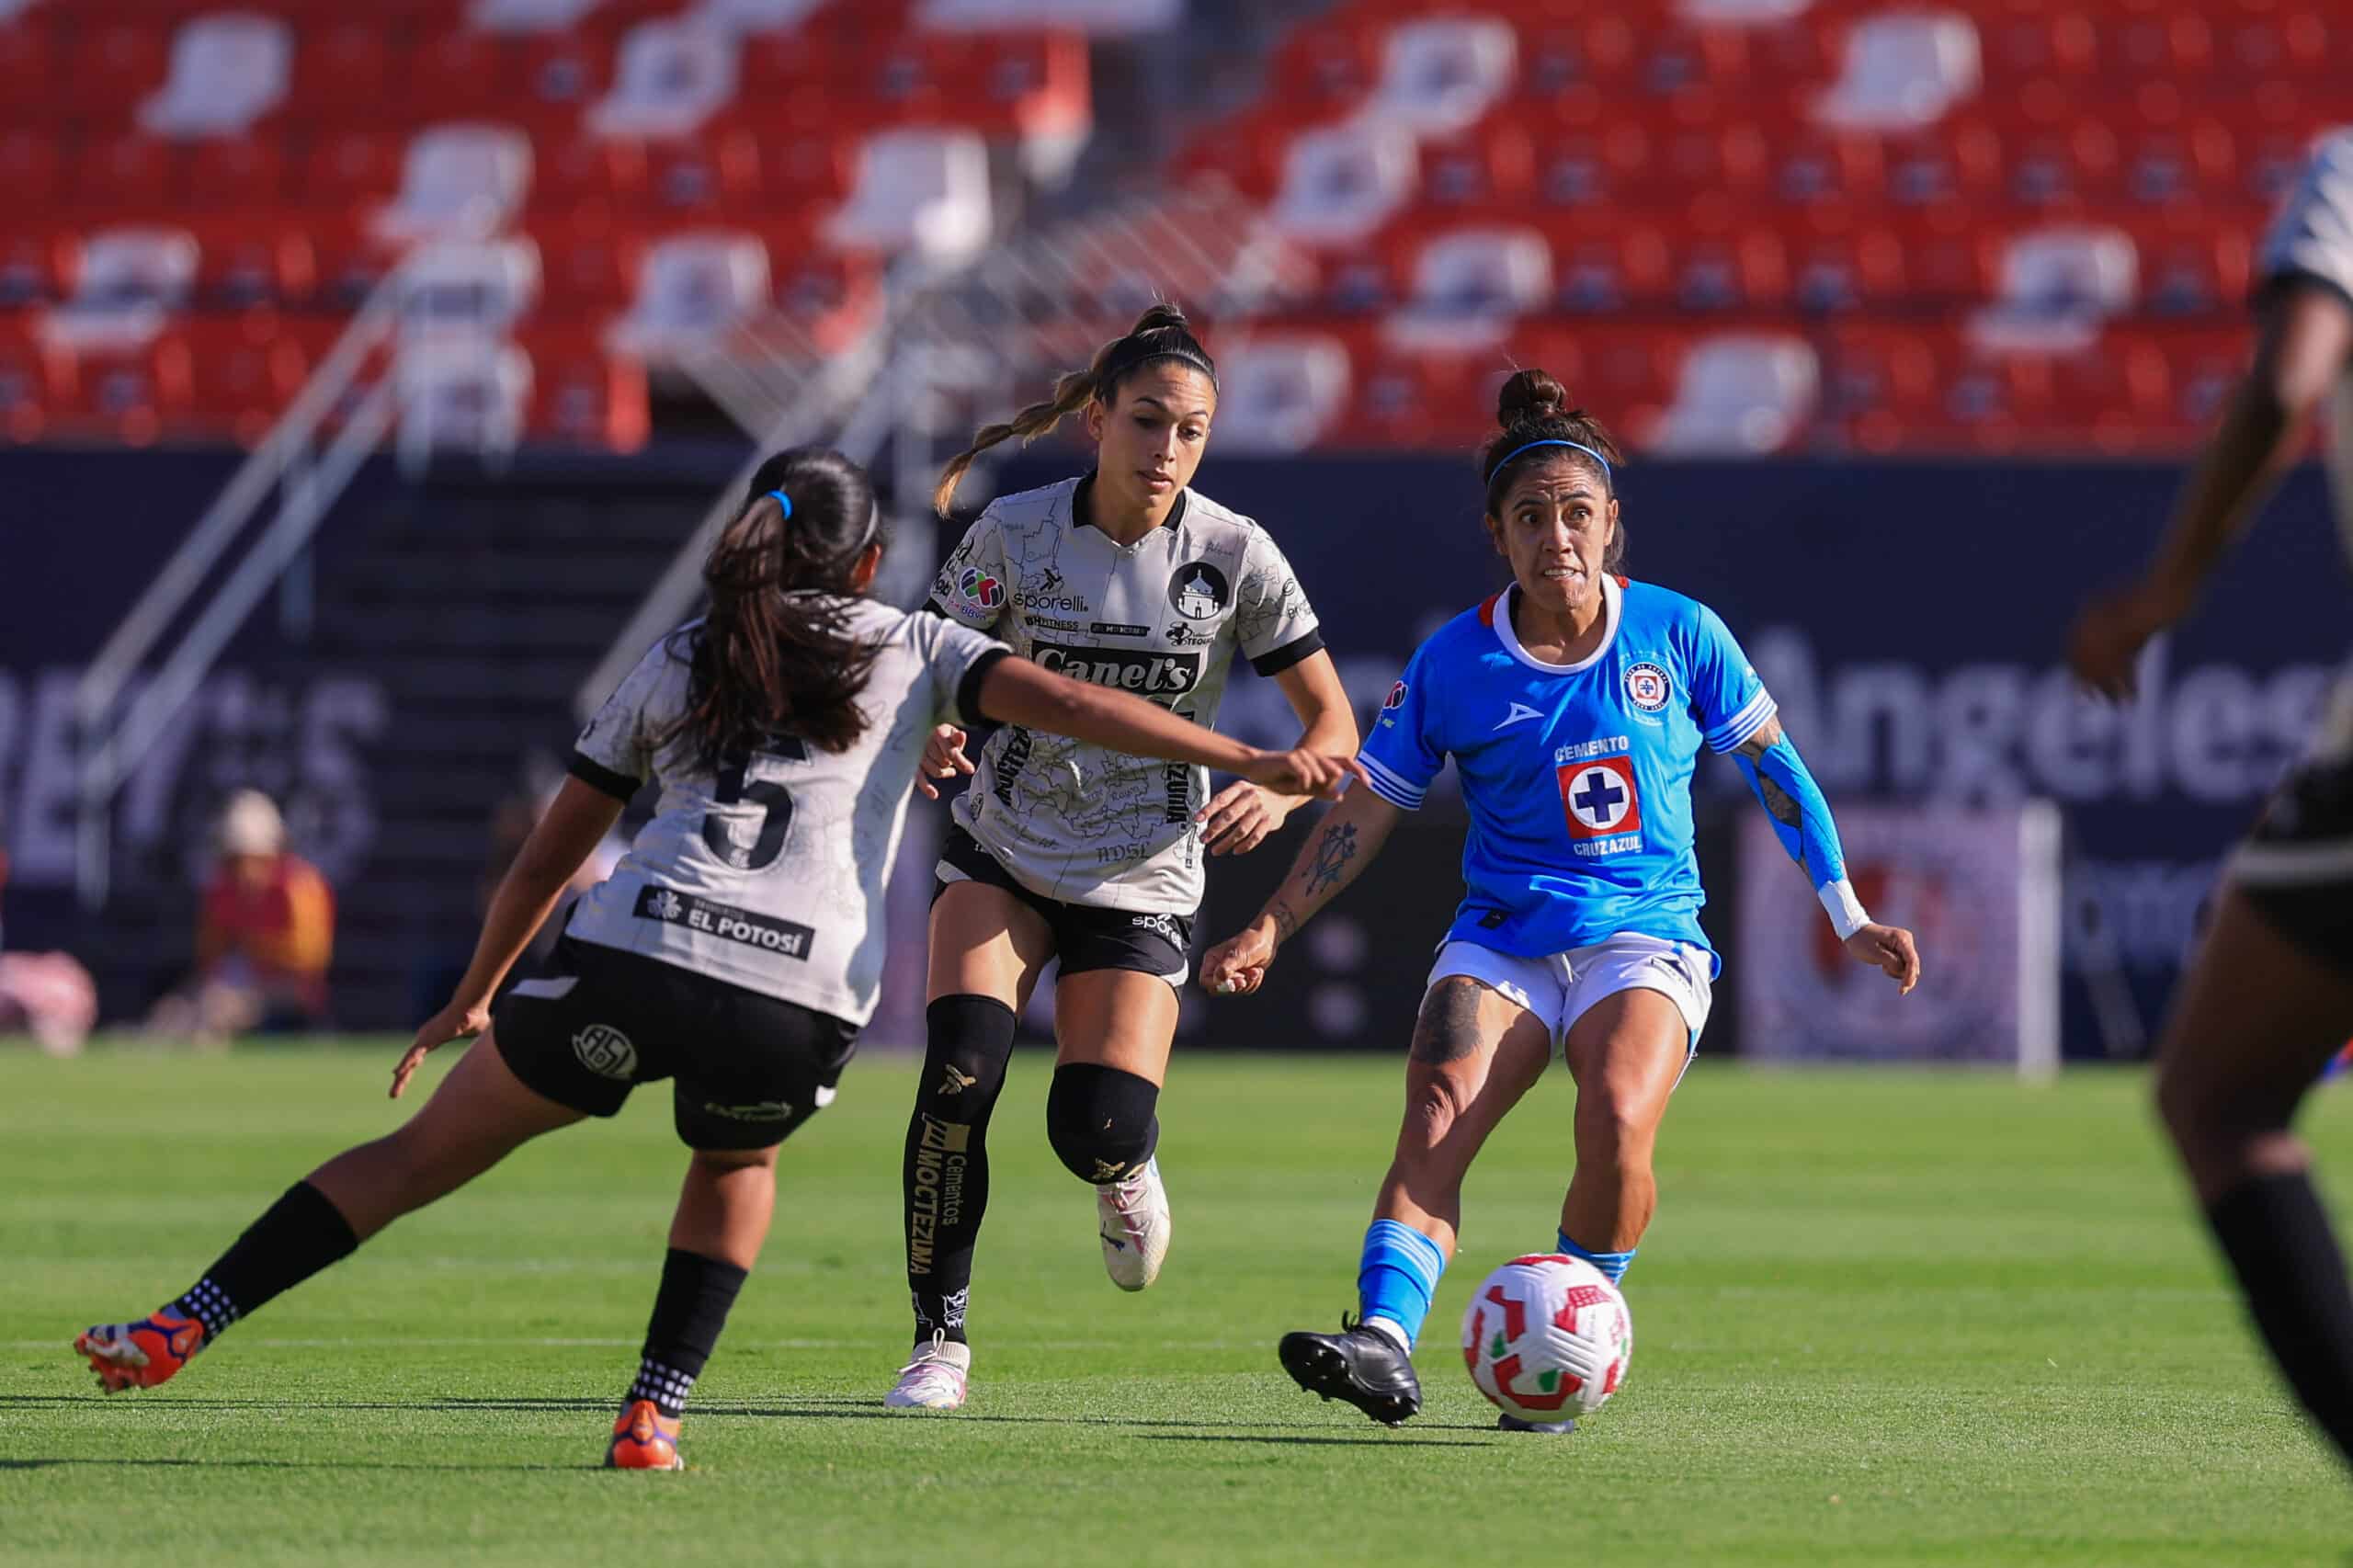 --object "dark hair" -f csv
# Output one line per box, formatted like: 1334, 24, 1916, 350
656, 447, 885, 765
932, 303, 1220, 515
1477, 369, 1628, 574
